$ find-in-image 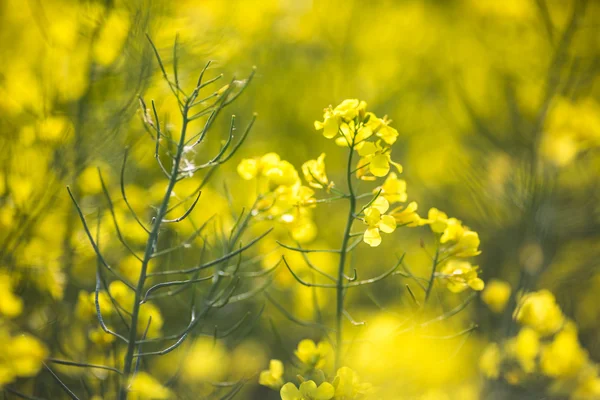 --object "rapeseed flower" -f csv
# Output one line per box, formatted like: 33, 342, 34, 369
332, 367, 373, 399
505, 327, 540, 373
259, 359, 285, 390
375, 172, 407, 204
514, 290, 565, 336
128, 372, 172, 399
439, 260, 484, 293
362, 197, 396, 247
540, 323, 587, 378
481, 279, 512, 313
355, 141, 402, 179
281, 380, 335, 400
302, 153, 330, 189
389, 201, 426, 227
295, 339, 332, 370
